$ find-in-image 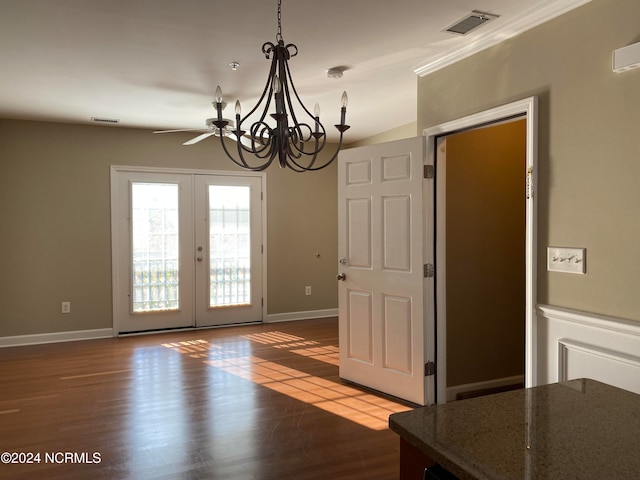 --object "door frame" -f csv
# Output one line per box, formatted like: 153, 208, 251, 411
109, 165, 267, 334
424, 96, 538, 403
